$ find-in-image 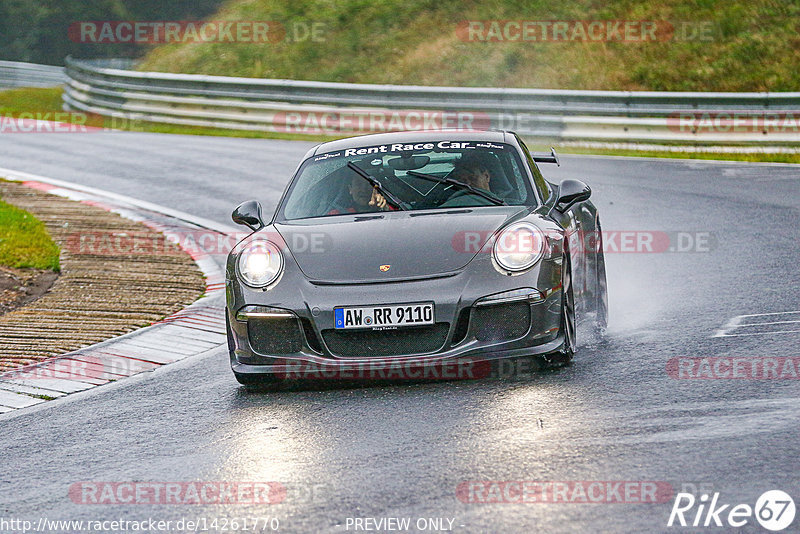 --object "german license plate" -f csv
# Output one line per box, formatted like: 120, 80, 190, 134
334, 302, 434, 329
